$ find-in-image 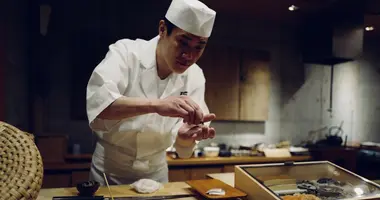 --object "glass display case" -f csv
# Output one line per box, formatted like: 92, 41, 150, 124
235, 161, 380, 200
